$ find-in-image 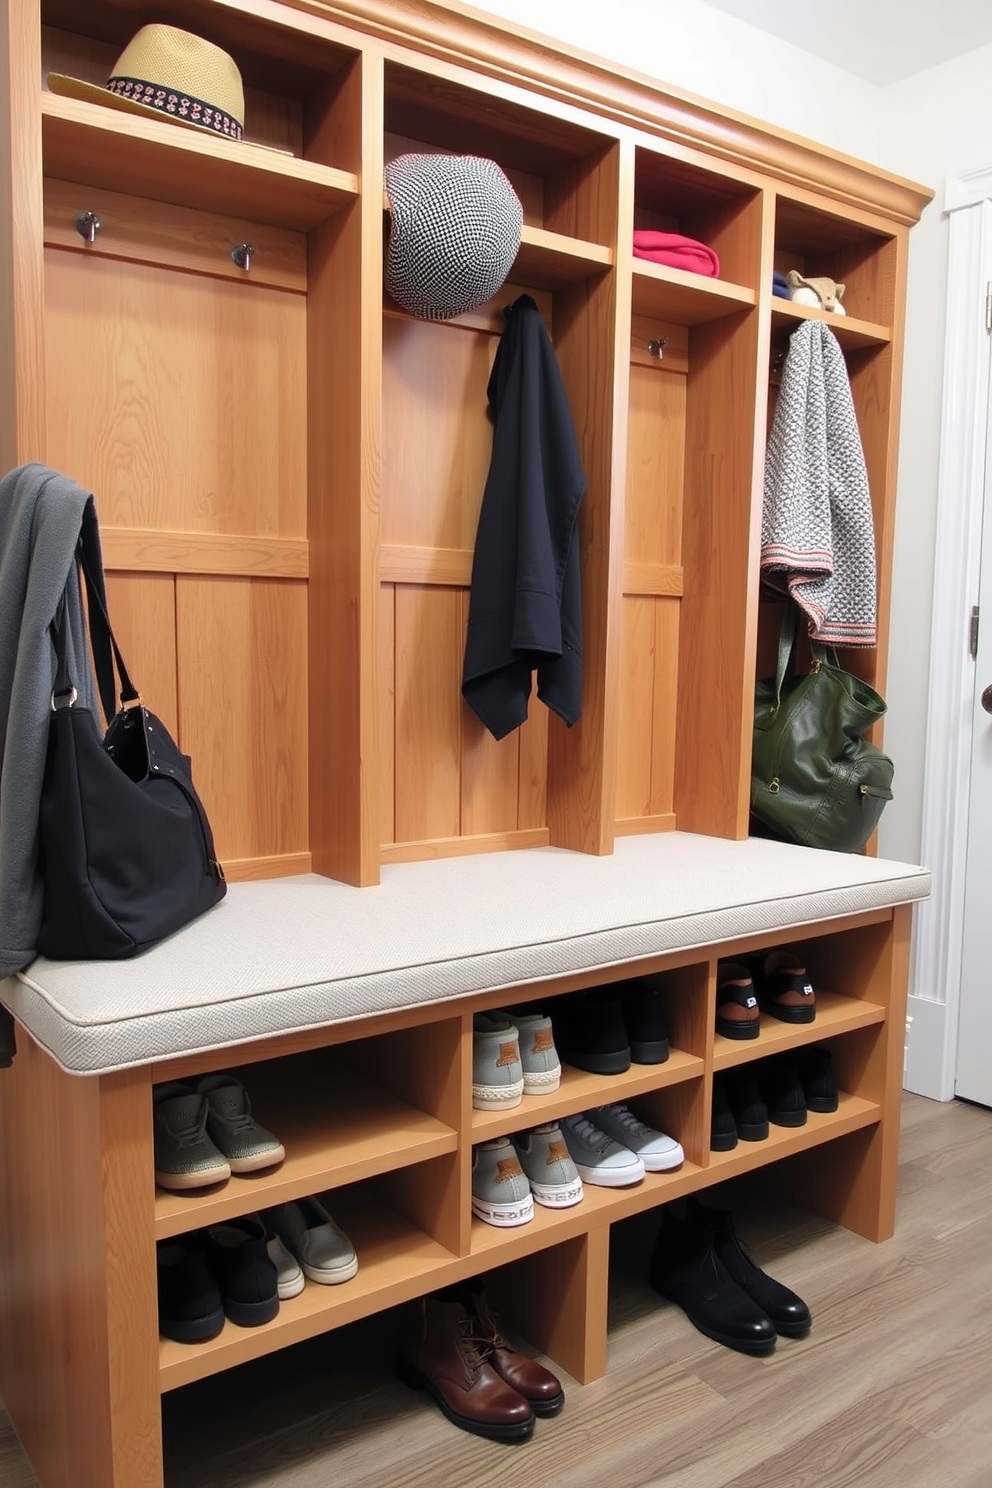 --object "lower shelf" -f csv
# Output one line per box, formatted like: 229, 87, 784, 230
159, 1095, 880, 1390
